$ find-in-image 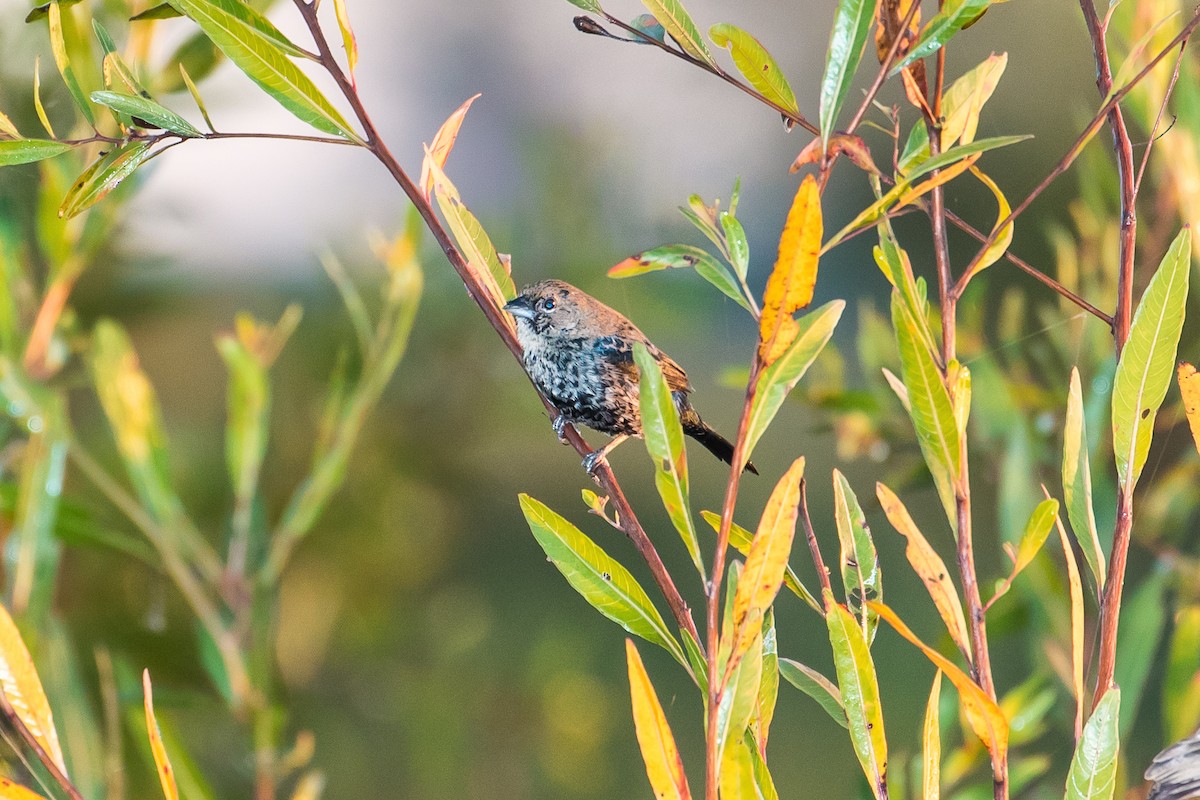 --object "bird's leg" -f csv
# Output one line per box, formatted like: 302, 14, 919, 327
551, 413, 570, 444
582, 434, 629, 475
